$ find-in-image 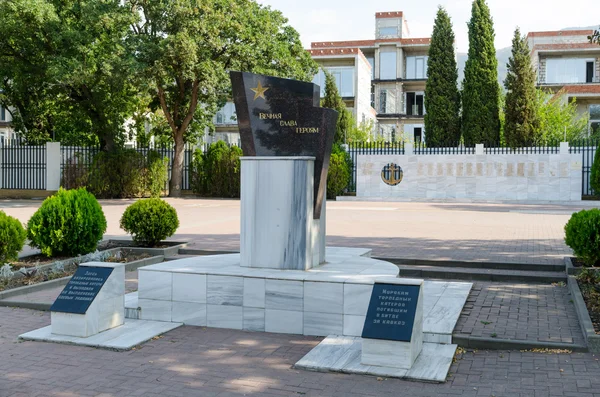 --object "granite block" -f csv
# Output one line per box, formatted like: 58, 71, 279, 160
172, 302, 207, 326
265, 309, 303, 334
207, 275, 243, 306
265, 279, 303, 311
303, 312, 343, 336
172, 273, 206, 303
207, 304, 243, 330
304, 282, 343, 314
